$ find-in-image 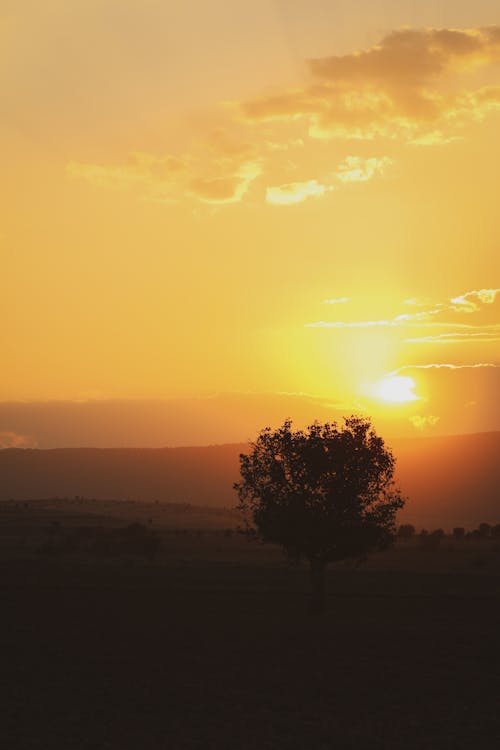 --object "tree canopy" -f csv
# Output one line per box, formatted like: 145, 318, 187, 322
234, 417, 405, 610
